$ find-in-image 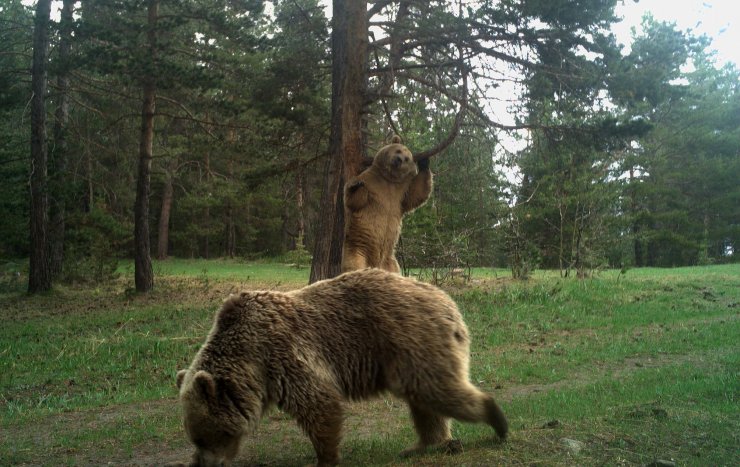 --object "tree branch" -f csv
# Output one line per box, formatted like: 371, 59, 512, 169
414, 28, 469, 162
367, 0, 394, 19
